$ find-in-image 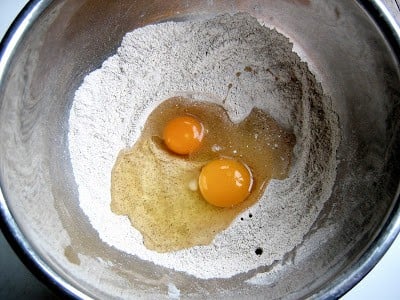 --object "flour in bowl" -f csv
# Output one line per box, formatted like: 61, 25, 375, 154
68, 13, 340, 279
